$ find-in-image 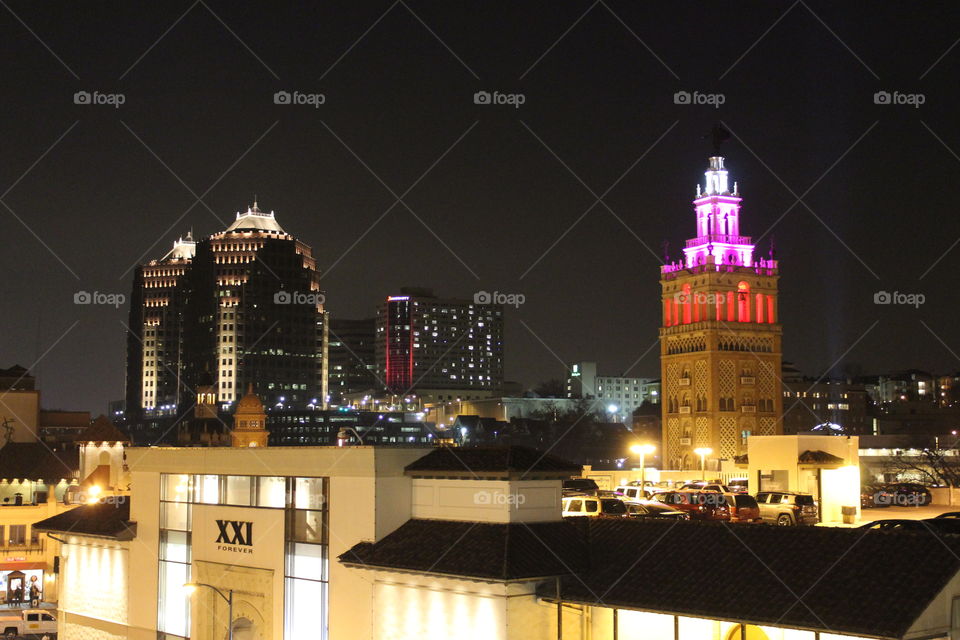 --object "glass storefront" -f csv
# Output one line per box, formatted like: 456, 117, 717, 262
157, 473, 329, 640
